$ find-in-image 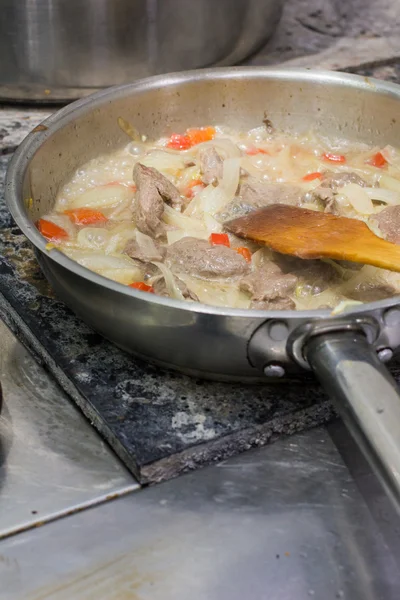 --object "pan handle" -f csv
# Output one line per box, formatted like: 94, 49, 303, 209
305, 329, 400, 510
